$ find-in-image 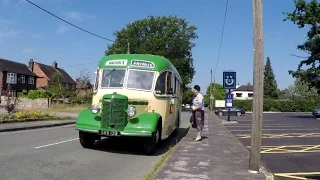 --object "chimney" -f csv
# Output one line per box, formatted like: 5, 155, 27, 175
52, 61, 57, 69
29, 59, 34, 71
